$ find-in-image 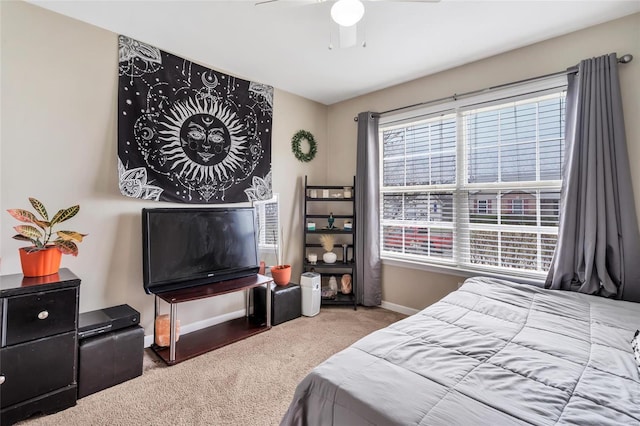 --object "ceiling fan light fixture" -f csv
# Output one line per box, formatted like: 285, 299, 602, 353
330, 0, 365, 27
